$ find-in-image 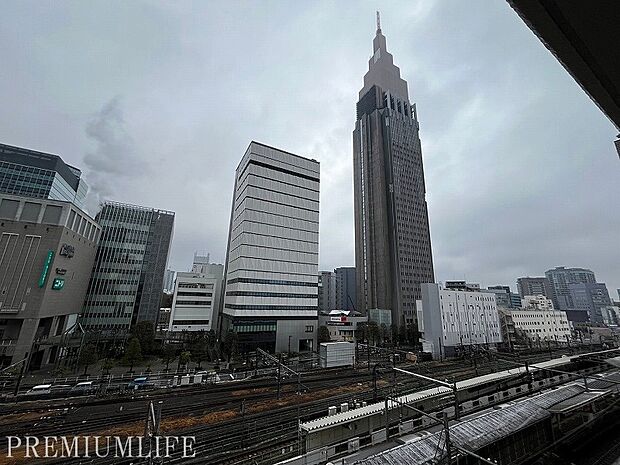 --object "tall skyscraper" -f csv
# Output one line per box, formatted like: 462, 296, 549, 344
517, 276, 553, 299
81, 201, 174, 333
335, 267, 356, 312
353, 14, 434, 326
220, 141, 320, 353
545, 266, 596, 310
0, 143, 88, 210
